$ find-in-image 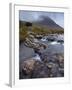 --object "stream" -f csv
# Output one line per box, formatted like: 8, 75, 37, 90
19, 34, 64, 61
